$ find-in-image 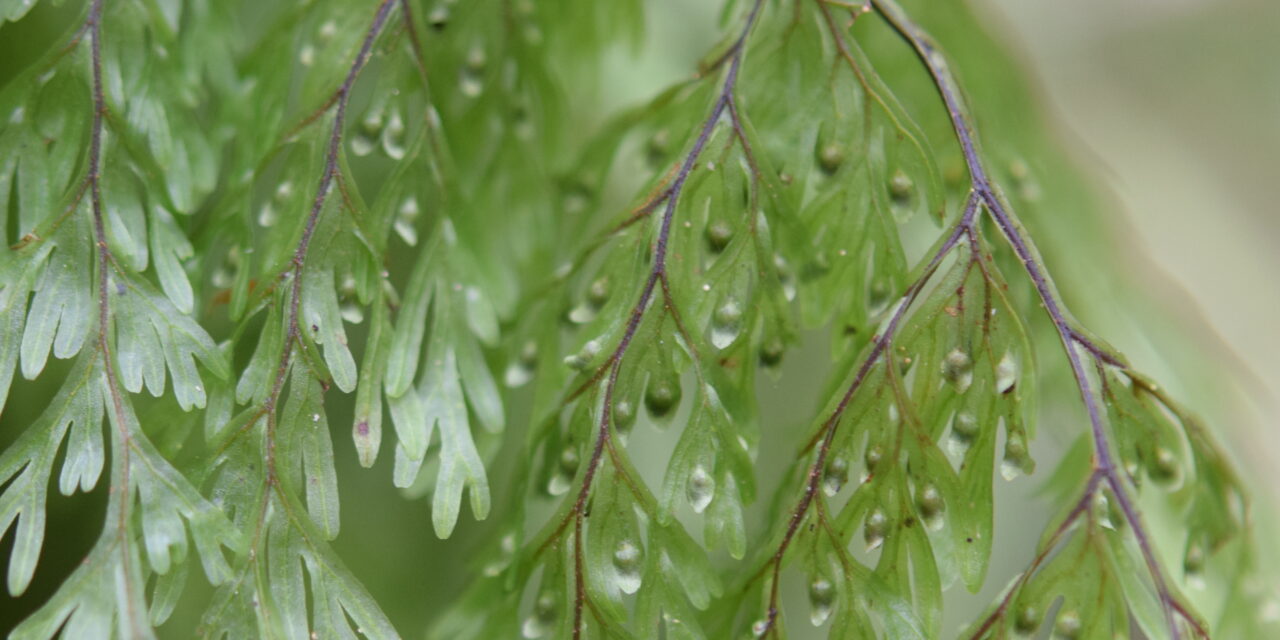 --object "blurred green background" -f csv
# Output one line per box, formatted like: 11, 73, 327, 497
0, 0, 1276, 636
